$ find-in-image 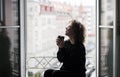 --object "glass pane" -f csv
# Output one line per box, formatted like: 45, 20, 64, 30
99, 0, 114, 26
0, 0, 4, 21
1, 0, 19, 26
11, 0, 19, 25
8, 28, 20, 77
0, 28, 20, 77
99, 28, 113, 77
